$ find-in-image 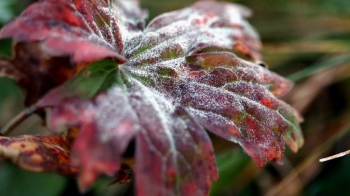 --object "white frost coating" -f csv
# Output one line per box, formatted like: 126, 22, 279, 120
151, 58, 184, 70
239, 91, 299, 134
90, 0, 147, 54
186, 107, 240, 143
114, 0, 137, 13
153, 68, 294, 141
95, 87, 133, 138
146, 7, 192, 30
129, 77, 180, 171
150, 89, 177, 115
60, 2, 122, 53
98, 6, 117, 45
125, 0, 261, 61
222, 6, 245, 25
129, 77, 176, 135
69, 2, 97, 36
116, 18, 129, 44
